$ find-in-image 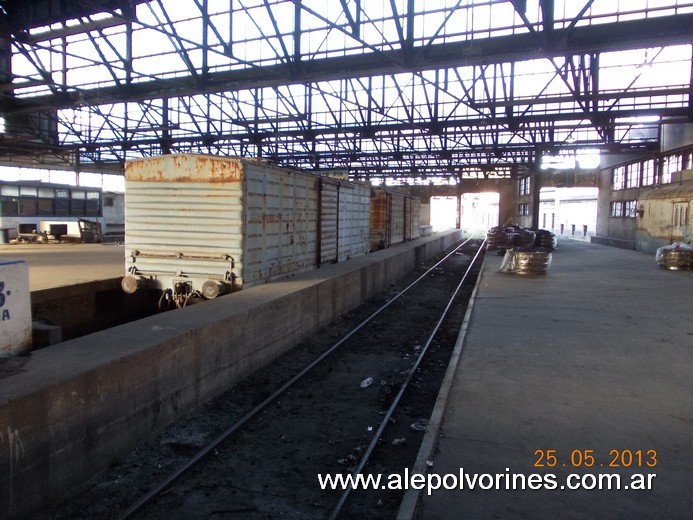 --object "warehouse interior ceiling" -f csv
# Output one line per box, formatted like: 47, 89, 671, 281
0, 0, 692, 184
